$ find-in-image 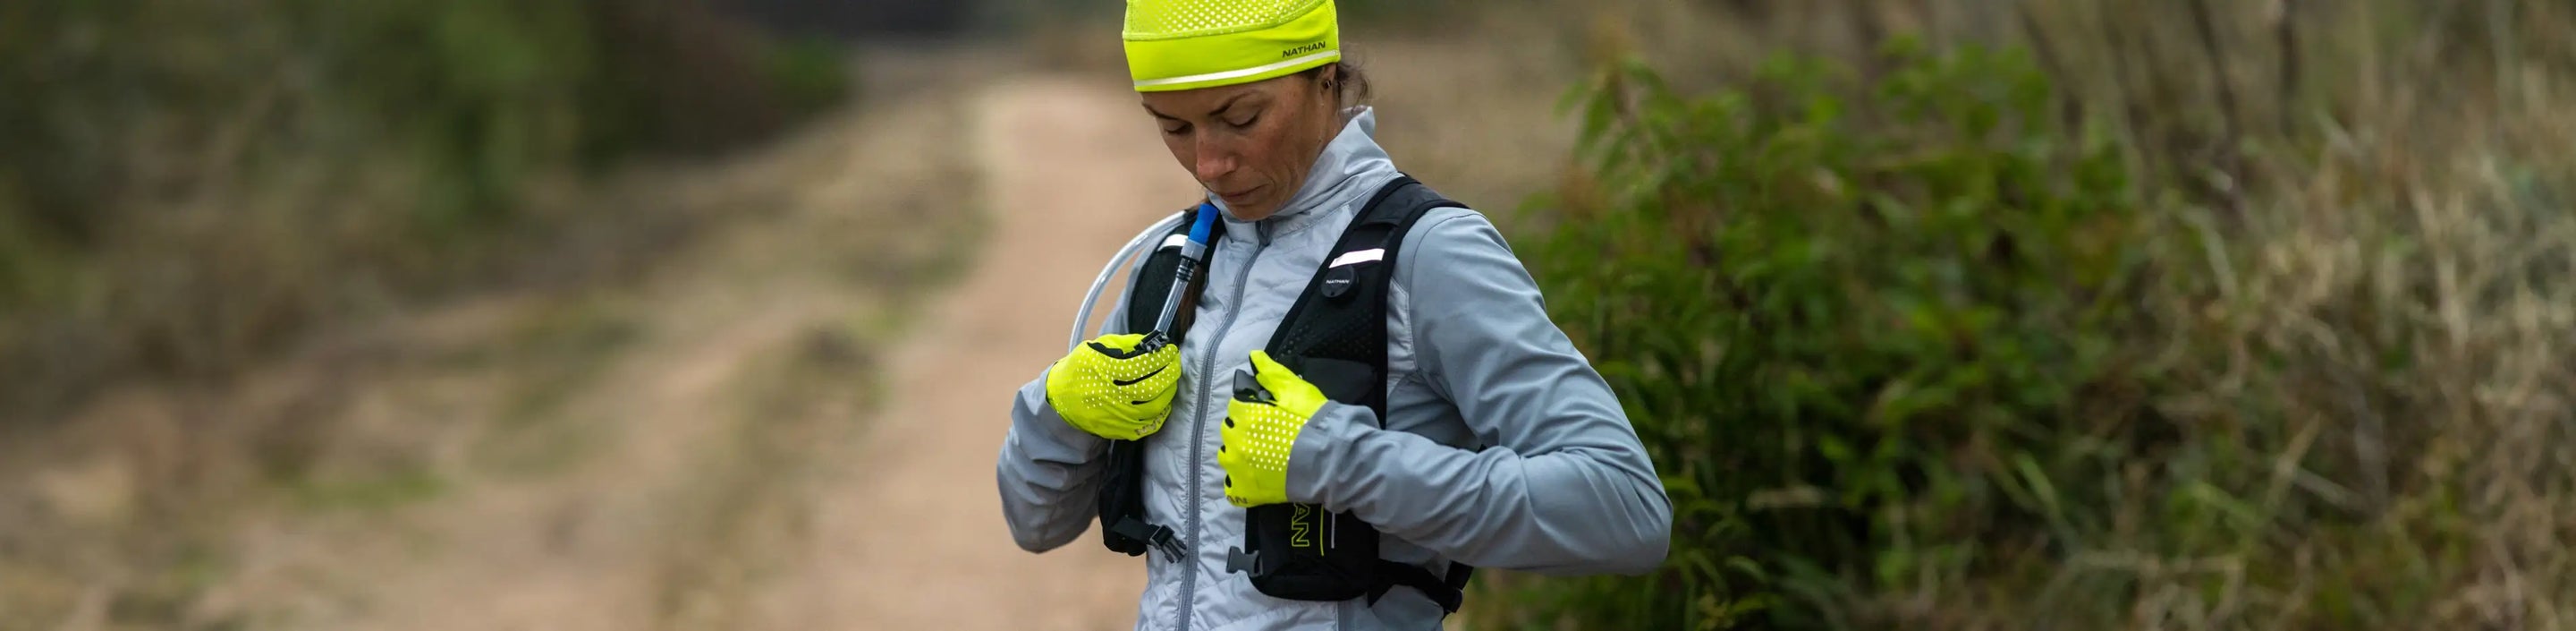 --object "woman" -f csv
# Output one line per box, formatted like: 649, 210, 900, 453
996, 1, 1672, 628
